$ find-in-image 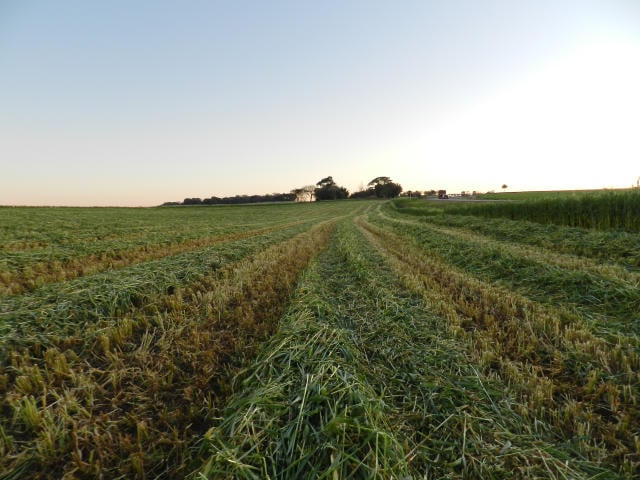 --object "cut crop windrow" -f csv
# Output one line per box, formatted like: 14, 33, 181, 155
383, 204, 640, 285
387, 200, 640, 269
371, 208, 640, 336
196, 220, 615, 479
0, 202, 353, 297
0, 220, 324, 361
0, 220, 307, 296
0, 220, 337, 479
2, 200, 638, 479
358, 214, 639, 475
